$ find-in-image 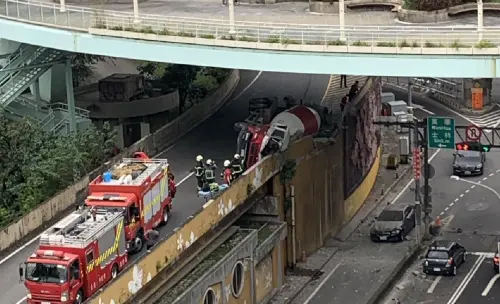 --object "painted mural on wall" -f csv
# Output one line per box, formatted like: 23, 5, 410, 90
344, 78, 382, 197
